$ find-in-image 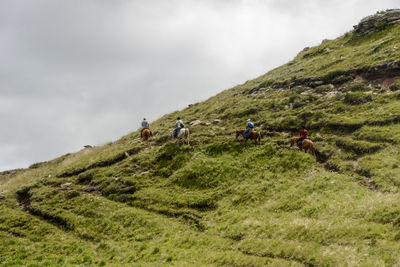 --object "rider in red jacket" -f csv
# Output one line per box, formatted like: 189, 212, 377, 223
297, 125, 309, 147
